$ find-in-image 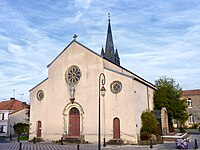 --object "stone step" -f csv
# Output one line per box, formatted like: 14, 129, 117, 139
107, 139, 124, 145
63, 138, 80, 143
